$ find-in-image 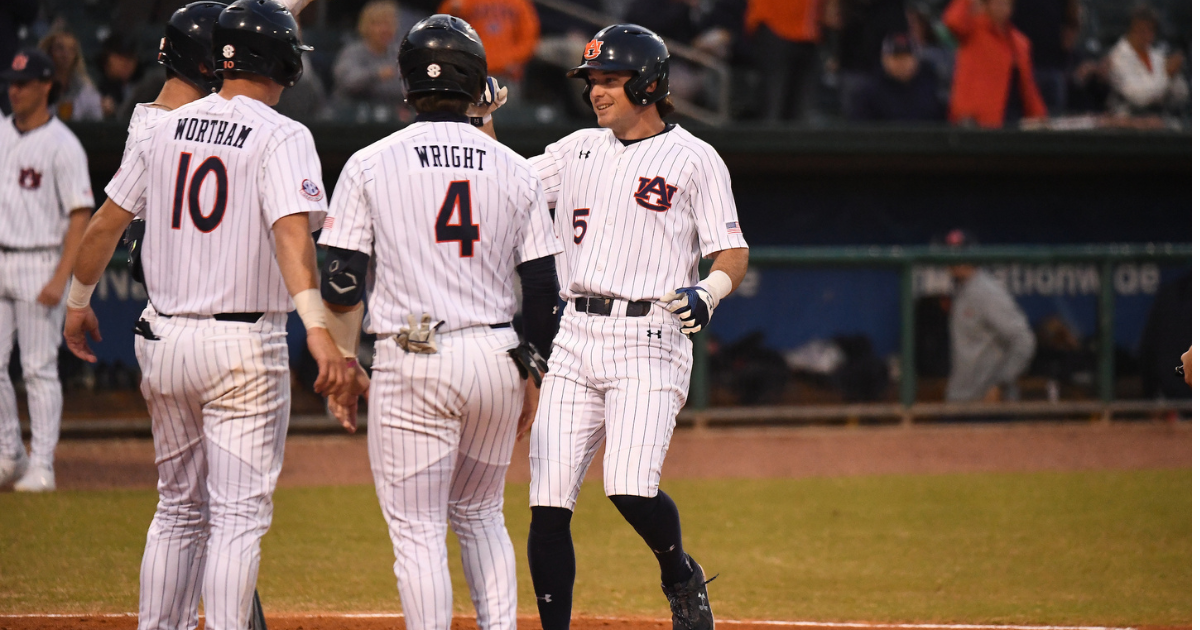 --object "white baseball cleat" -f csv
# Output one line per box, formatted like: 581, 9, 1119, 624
0, 450, 29, 488
13, 463, 55, 492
